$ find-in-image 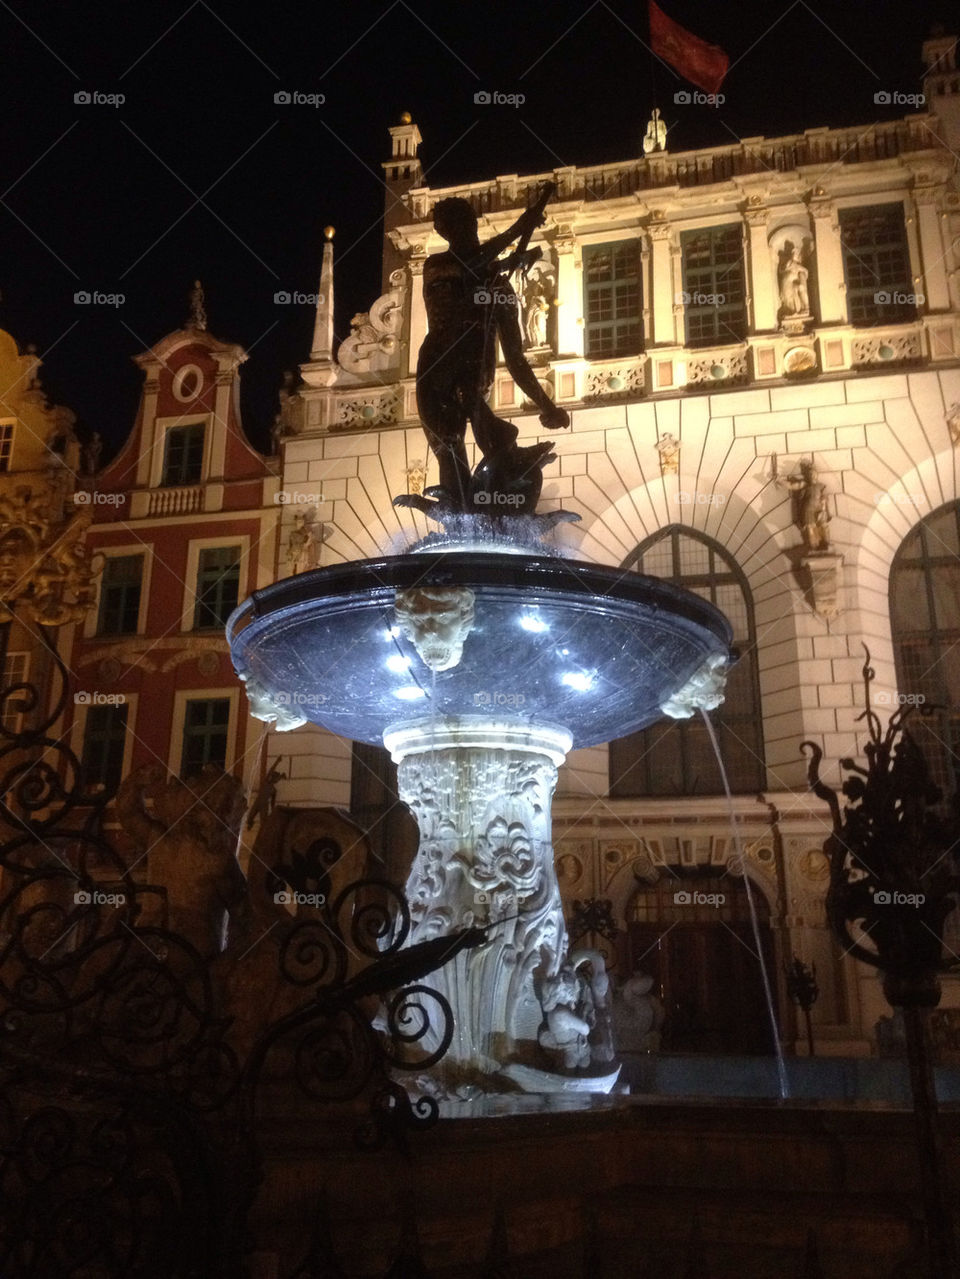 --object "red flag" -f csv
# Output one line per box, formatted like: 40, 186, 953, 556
649, 0, 729, 96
